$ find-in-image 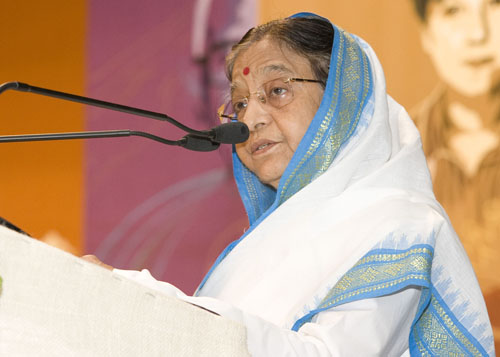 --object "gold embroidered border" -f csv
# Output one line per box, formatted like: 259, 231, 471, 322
279, 30, 345, 201
430, 294, 482, 355
319, 247, 433, 309
279, 27, 372, 204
